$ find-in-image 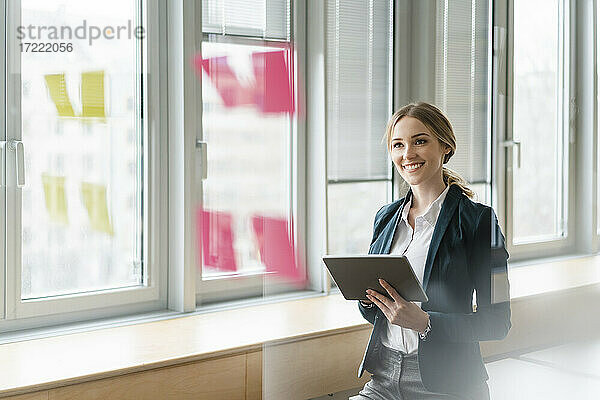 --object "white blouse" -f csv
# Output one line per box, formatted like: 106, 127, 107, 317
380, 184, 450, 354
